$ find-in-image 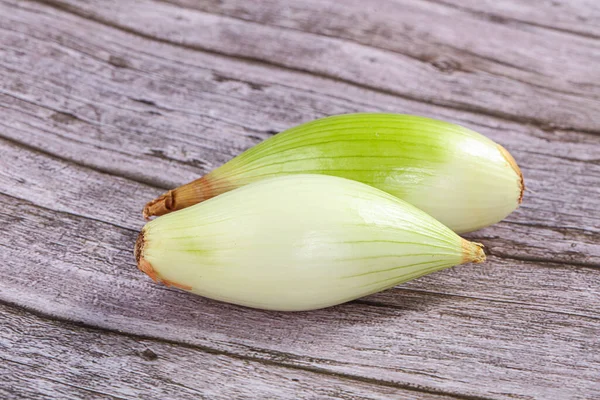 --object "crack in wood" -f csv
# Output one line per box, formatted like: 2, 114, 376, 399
484, 250, 600, 270
0, 134, 172, 191
359, 289, 600, 322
